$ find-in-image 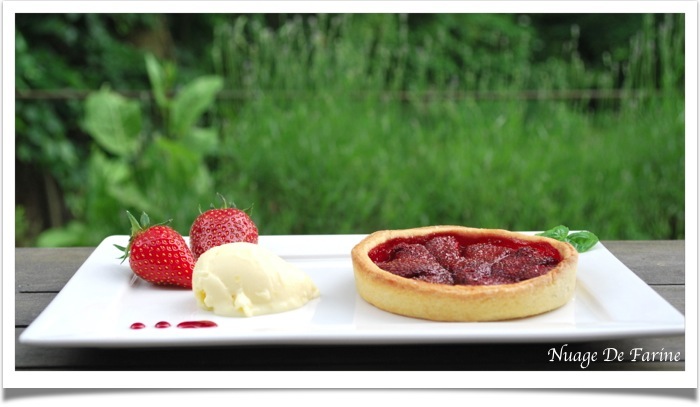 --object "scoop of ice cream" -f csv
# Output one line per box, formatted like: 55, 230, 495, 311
192, 242, 320, 317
